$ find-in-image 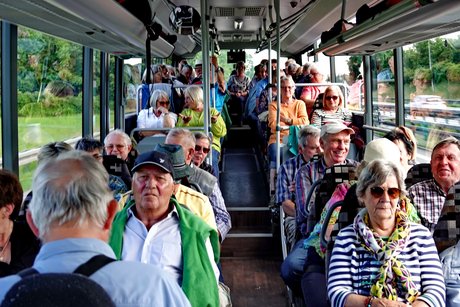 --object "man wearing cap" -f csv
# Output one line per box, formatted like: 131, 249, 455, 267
109, 150, 220, 307
191, 60, 202, 84
165, 128, 232, 242
280, 121, 357, 292
0, 151, 190, 307
408, 137, 460, 232
155, 143, 218, 230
